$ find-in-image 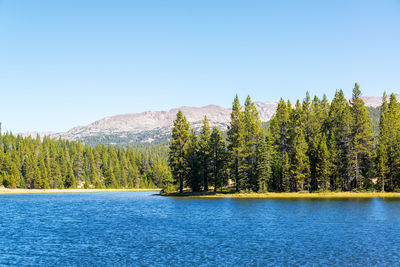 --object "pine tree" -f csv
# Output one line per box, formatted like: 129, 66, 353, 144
268, 99, 290, 191
376, 93, 389, 191
72, 141, 84, 184
329, 90, 352, 190
104, 167, 117, 188
198, 116, 212, 191
38, 152, 49, 189
128, 165, 140, 189
328, 133, 340, 190
282, 154, 291, 192
64, 163, 77, 188
308, 95, 327, 190
168, 110, 190, 193
316, 134, 331, 191
22, 154, 35, 189
291, 129, 310, 191
210, 127, 227, 192
242, 95, 262, 191
186, 129, 202, 192
227, 94, 244, 191
376, 143, 388, 192
33, 165, 42, 189
1, 151, 19, 188
349, 83, 373, 189
385, 94, 400, 190
255, 133, 271, 192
